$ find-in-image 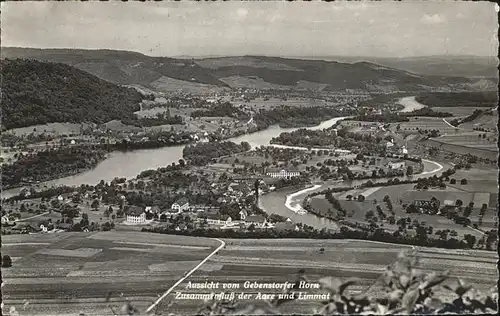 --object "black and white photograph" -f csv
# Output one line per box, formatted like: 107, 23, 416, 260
1, 1, 499, 315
